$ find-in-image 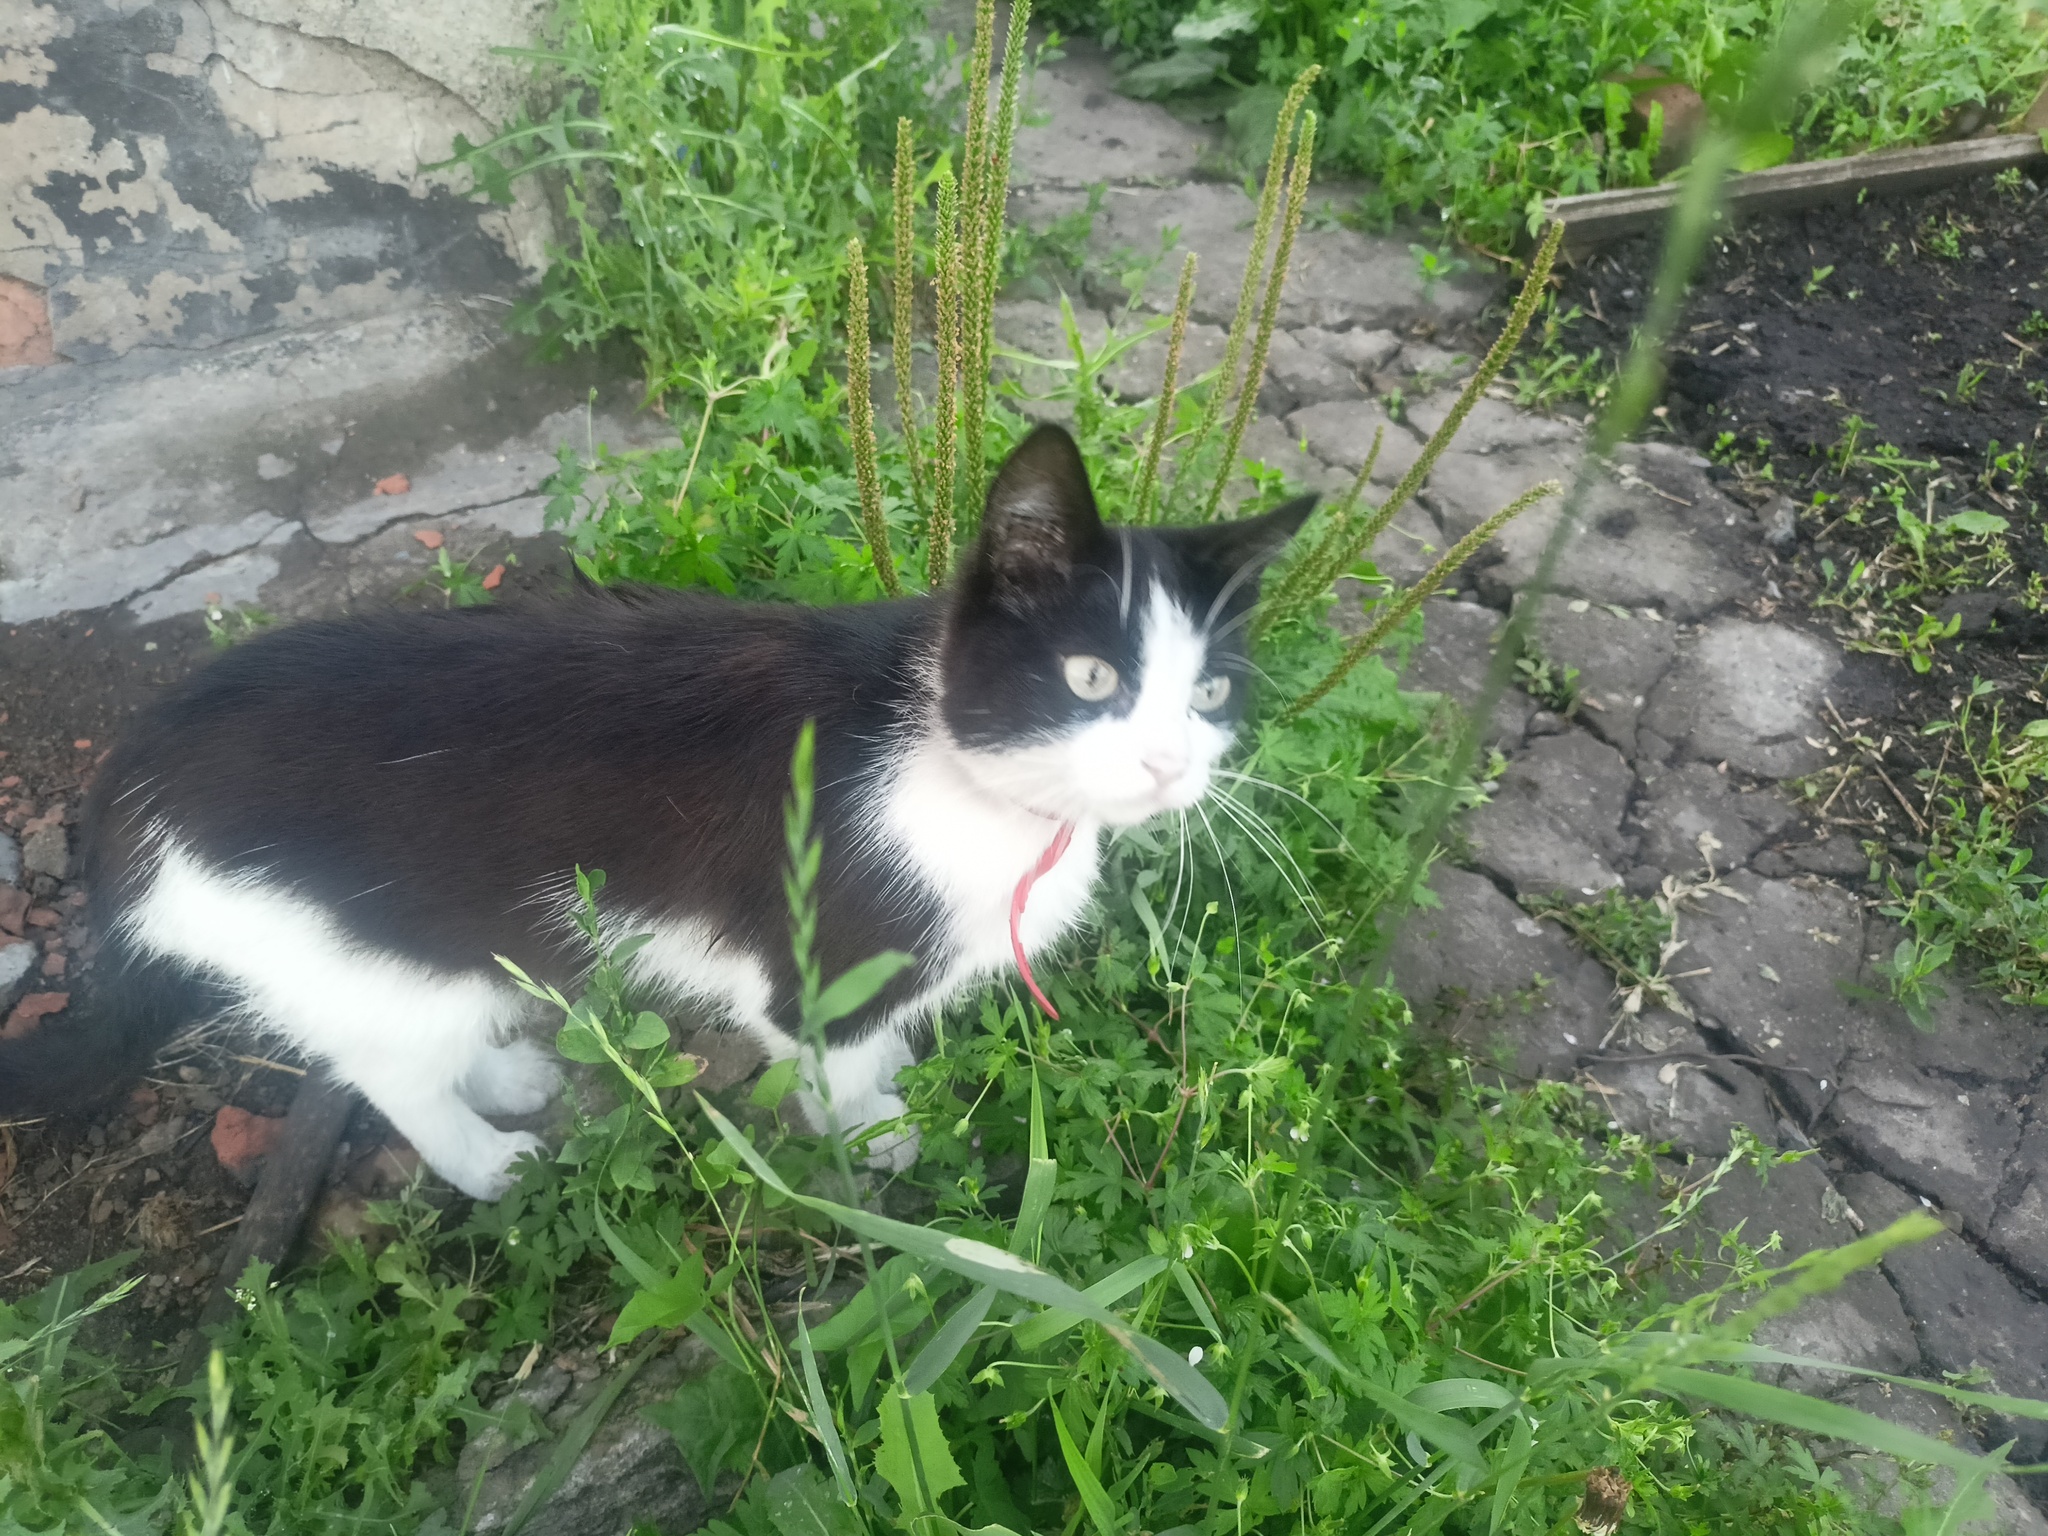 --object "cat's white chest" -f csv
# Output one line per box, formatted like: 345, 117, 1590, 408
880, 742, 1102, 996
